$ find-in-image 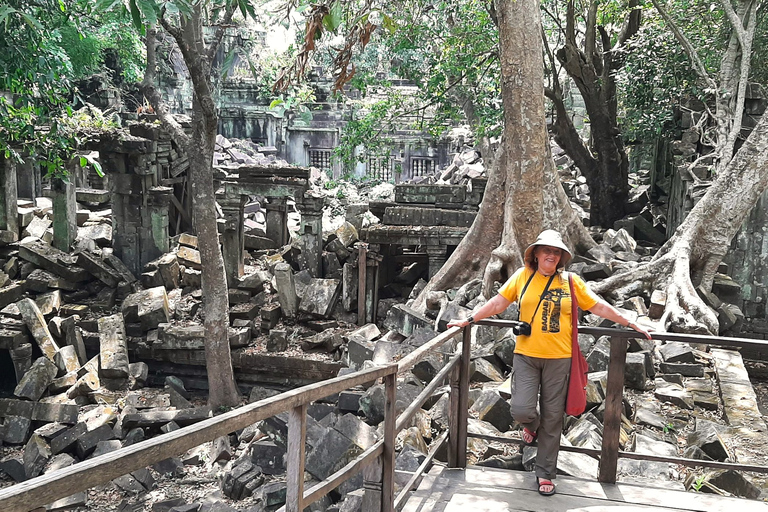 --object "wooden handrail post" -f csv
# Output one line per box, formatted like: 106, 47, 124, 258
382, 372, 396, 512
286, 403, 308, 512
599, 335, 627, 483
457, 326, 472, 469
447, 351, 461, 467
